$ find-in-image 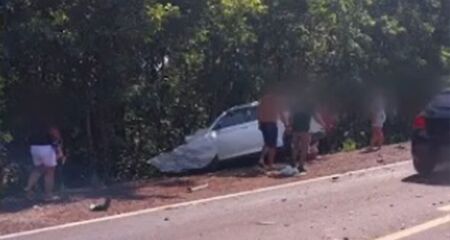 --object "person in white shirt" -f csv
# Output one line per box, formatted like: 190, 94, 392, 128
369, 92, 386, 151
